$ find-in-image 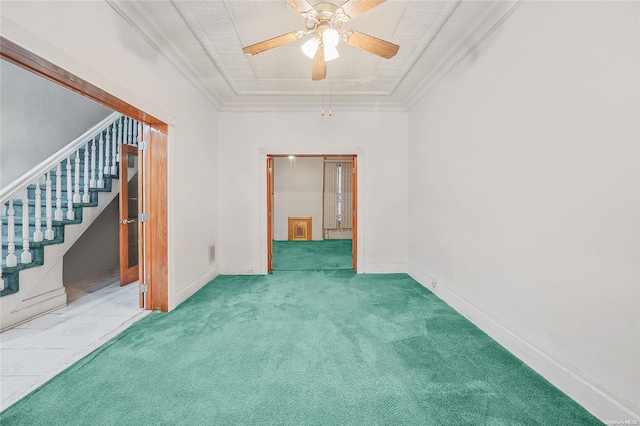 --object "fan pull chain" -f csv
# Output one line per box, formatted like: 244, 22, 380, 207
321, 80, 333, 117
